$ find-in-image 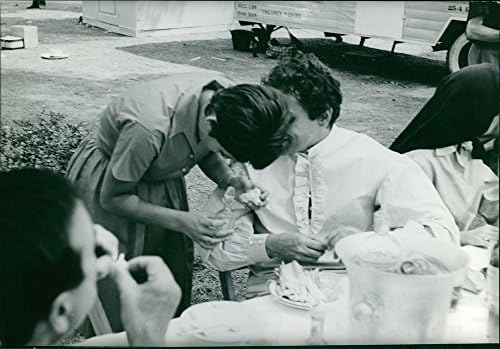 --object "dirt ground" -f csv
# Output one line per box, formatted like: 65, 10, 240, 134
1, 0, 451, 337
